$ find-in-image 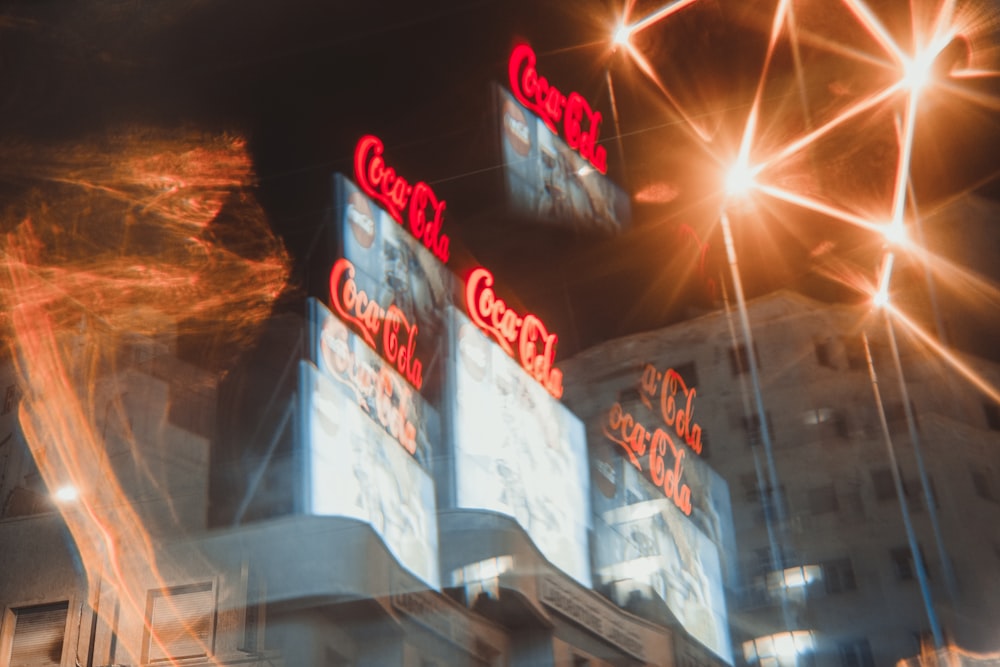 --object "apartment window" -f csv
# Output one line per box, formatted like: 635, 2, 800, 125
808, 485, 840, 515
673, 361, 699, 388
2, 384, 16, 415
843, 336, 867, 370
971, 470, 997, 503
890, 546, 929, 582
821, 558, 857, 594
742, 413, 773, 448
814, 340, 834, 368
983, 402, 1000, 431
144, 582, 215, 663
838, 639, 874, 667
729, 343, 760, 376
7, 601, 68, 666
871, 467, 897, 502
